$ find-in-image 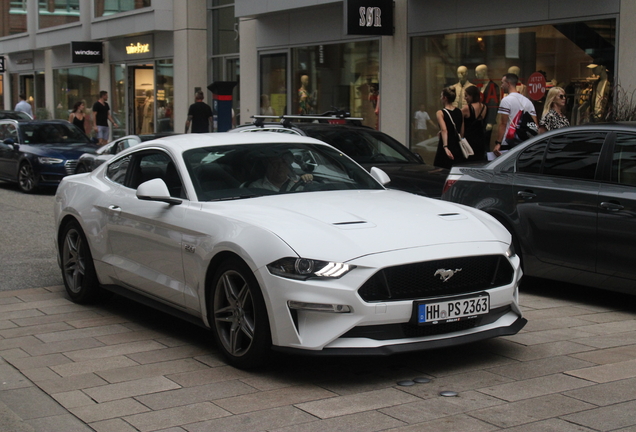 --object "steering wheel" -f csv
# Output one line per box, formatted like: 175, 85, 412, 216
289, 179, 304, 191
